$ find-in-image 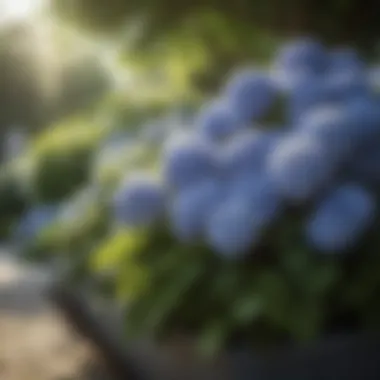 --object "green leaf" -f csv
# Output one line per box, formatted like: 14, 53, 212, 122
91, 229, 147, 272
344, 257, 380, 307
261, 94, 287, 126
136, 258, 205, 333
210, 264, 241, 303
116, 261, 149, 302
233, 295, 263, 324
308, 262, 340, 297
289, 302, 323, 342
197, 320, 229, 358
256, 271, 292, 327
280, 247, 313, 279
